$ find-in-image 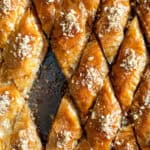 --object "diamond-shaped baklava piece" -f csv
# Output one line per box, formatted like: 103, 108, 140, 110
0, 0, 30, 48
96, 0, 130, 63
69, 37, 108, 117
111, 17, 148, 111
0, 9, 47, 96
